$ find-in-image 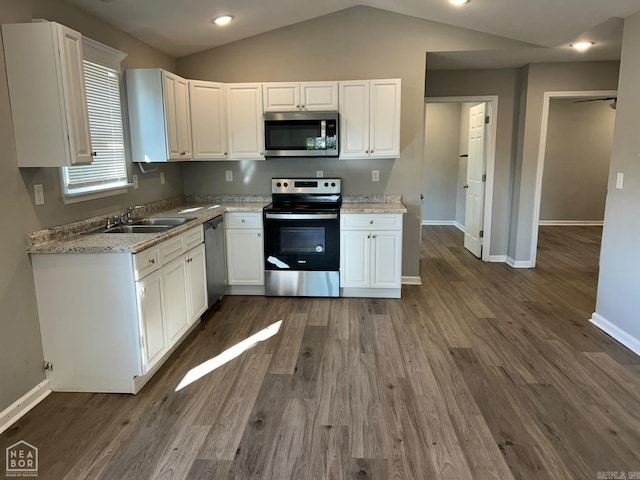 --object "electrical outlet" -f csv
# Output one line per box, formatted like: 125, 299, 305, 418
616, 172, 624, 190
372, 170, 380, 182
160, 172, 165, 185
225, 170, 233, 182
34, 184, 44, 205
316, 170, 324, 178
133, 174, 139, 189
